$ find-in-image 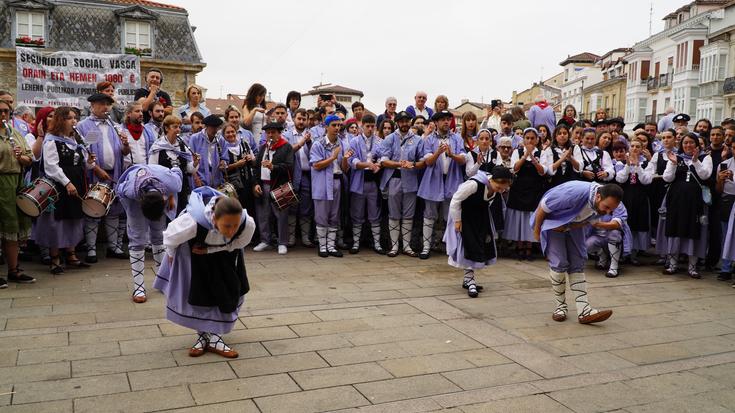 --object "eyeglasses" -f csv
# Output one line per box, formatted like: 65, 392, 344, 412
0, 109, 9, 114
387, 103, 397, 106
499, 146, 511, 149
